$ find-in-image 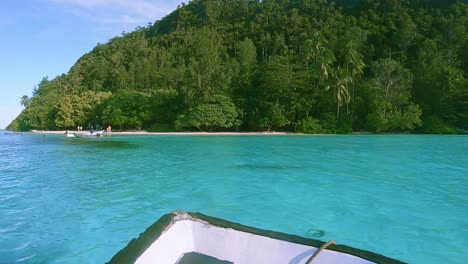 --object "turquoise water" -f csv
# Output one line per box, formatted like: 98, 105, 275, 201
0, 133, 467, 263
